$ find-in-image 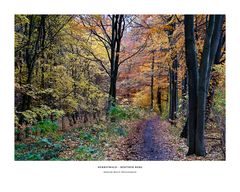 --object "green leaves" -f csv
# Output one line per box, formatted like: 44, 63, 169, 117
109, 105, 141, 121
20, 105, 64, 125
22, 110, 38, 124
32, 120, 58, 134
